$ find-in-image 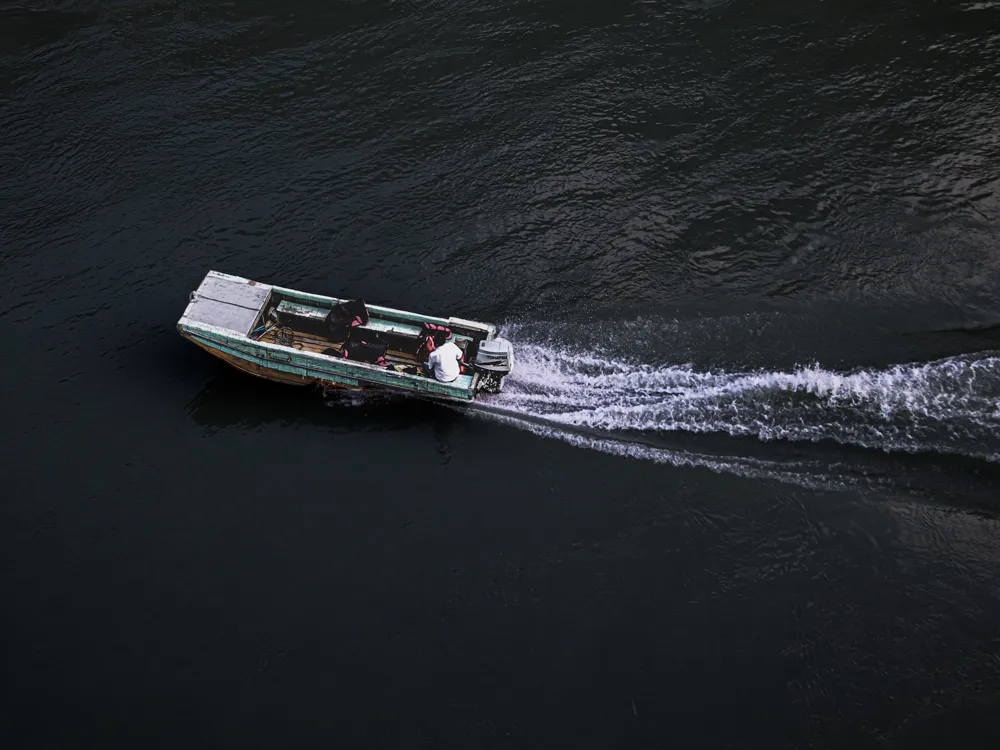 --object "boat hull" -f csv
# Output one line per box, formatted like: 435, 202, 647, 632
181, 329, 388, 392
177, 271, 509, 401
184, 333, 316, 386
